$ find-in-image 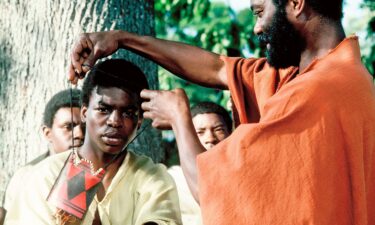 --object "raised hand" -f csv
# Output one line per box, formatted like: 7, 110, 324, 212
68, 31, 121, 84
140, 89, 191, 130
